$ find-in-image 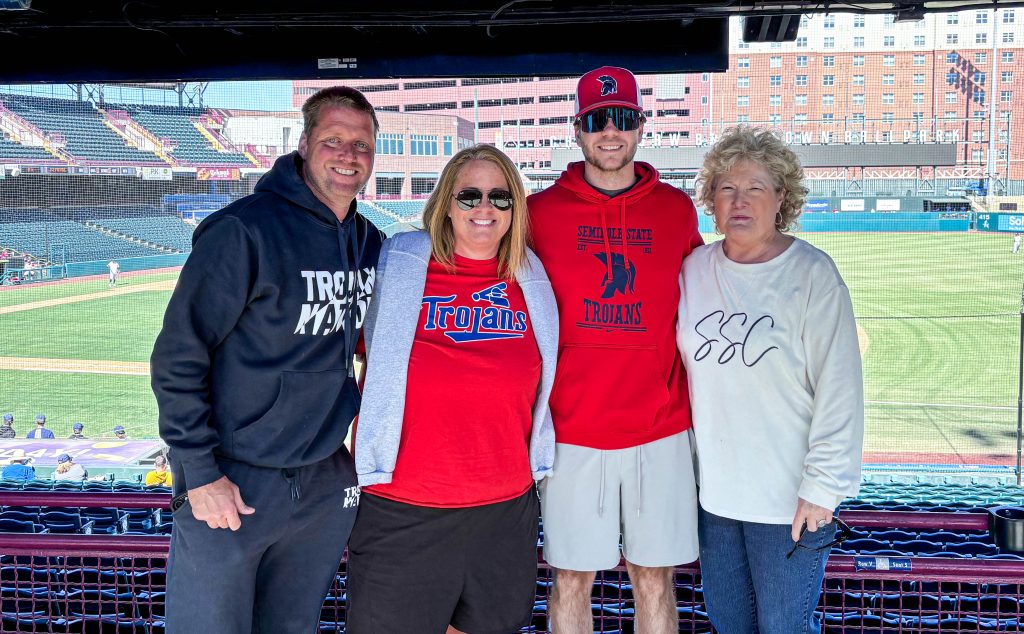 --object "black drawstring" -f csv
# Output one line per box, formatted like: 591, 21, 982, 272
336, 210, 368, 379
283, 468, 301, 501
